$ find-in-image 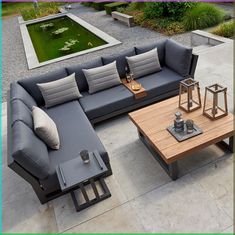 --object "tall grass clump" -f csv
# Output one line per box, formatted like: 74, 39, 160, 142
212, 21, 235, 38
21, 2, 60, 20
183, 3, 224, 30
